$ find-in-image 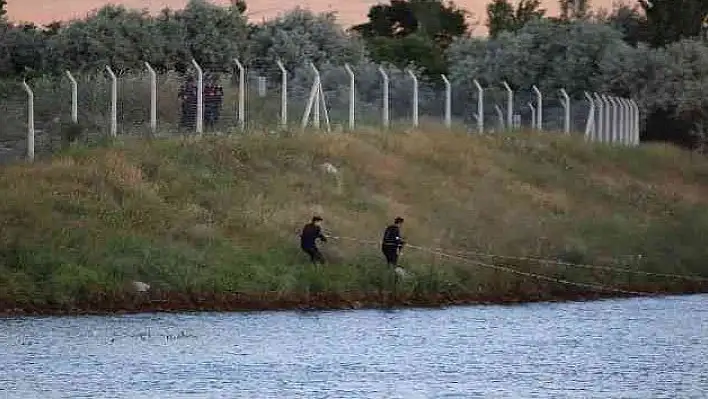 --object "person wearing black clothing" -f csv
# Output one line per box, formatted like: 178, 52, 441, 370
381, 217, 405, 267
178, 76, 197, 131
204, 75, 224, 128
300, 216, 327, 264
